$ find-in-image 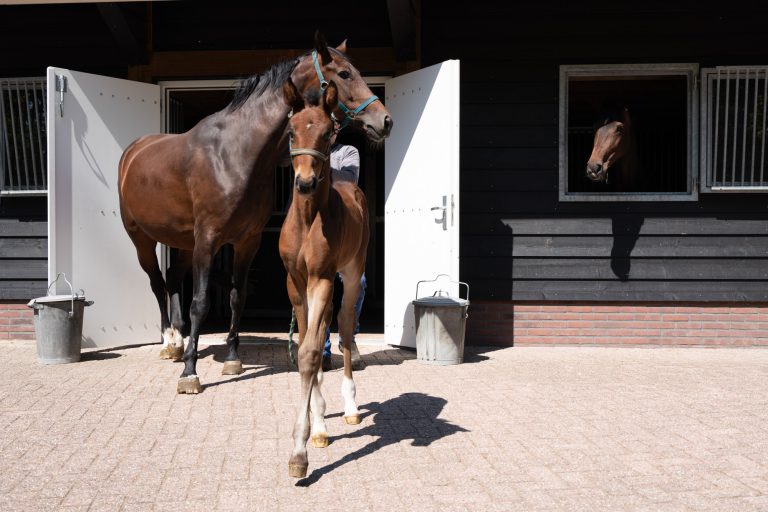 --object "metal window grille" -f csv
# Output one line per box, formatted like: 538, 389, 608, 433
701, 66, 768, 191
0, 77, 47, 195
